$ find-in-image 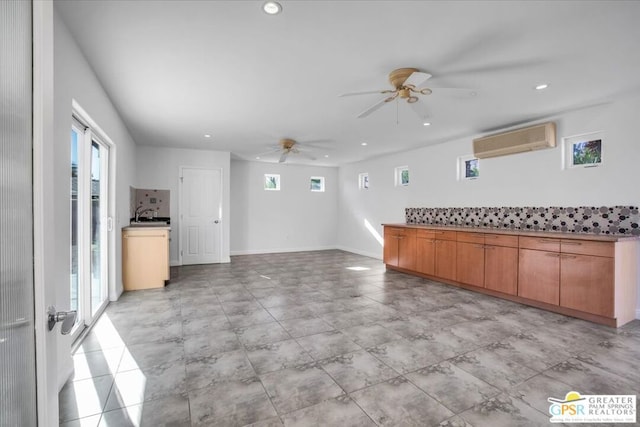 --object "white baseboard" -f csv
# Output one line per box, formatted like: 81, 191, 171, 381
335, 245, 383, 260
230, 245, 338, 256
